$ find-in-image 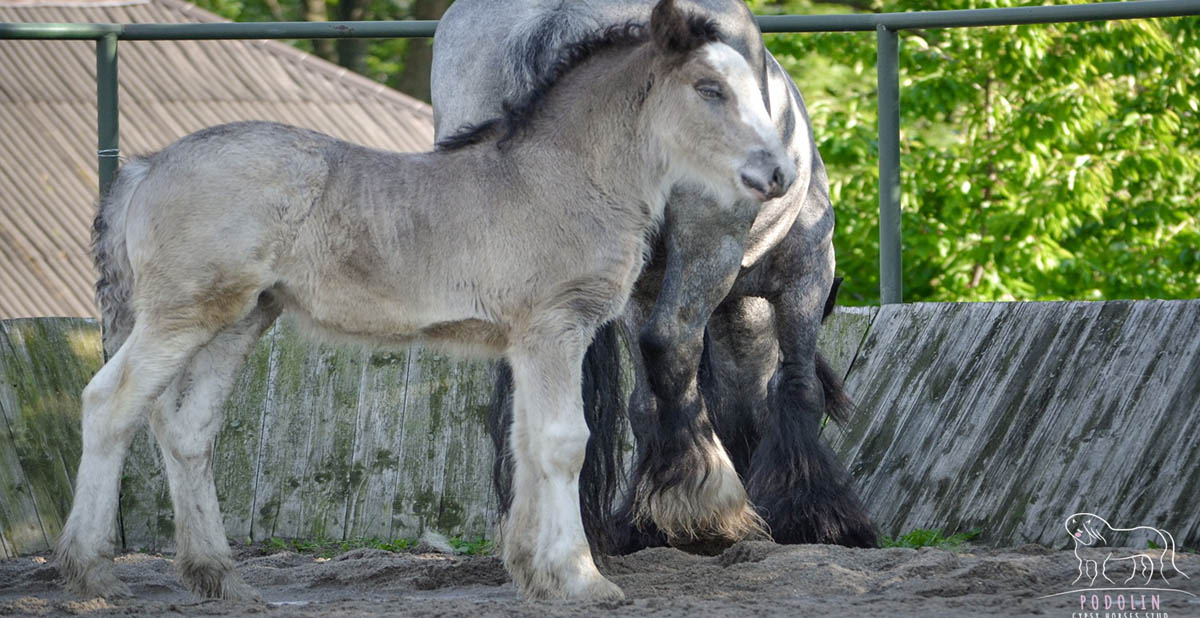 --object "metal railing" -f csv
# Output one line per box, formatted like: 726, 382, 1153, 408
2, 0, 1199, 304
